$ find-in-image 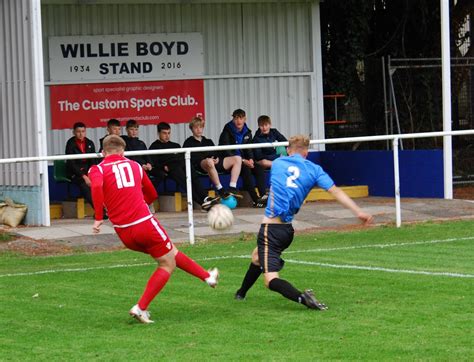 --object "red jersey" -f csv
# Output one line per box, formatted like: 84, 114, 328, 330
89, 154, 157, 227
